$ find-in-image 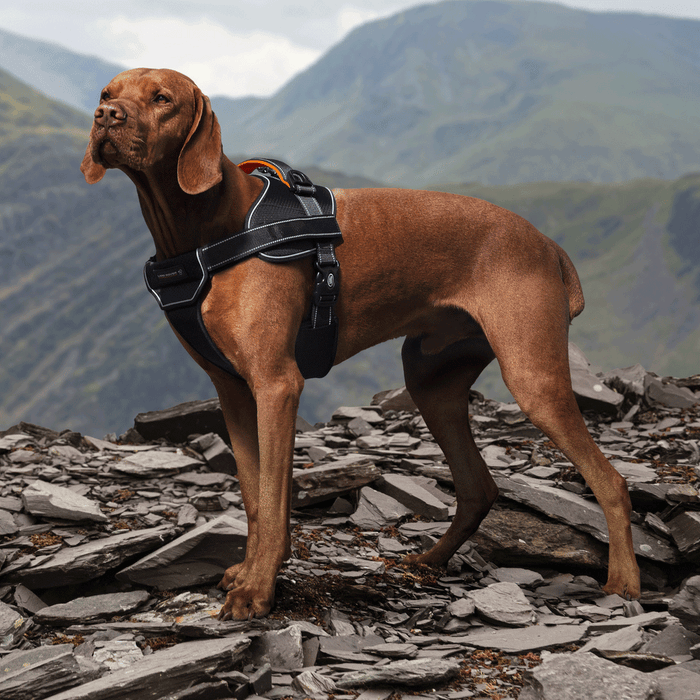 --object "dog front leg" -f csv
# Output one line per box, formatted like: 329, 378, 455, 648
212, 377, 261, 593
218, 369, 302, 620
